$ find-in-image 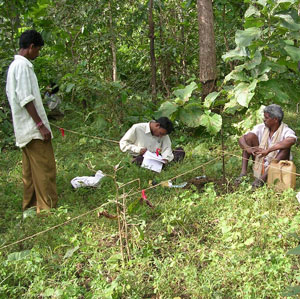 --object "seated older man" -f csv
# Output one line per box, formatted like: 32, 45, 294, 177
120, 117, 184, 165
236, 104, 297, 188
